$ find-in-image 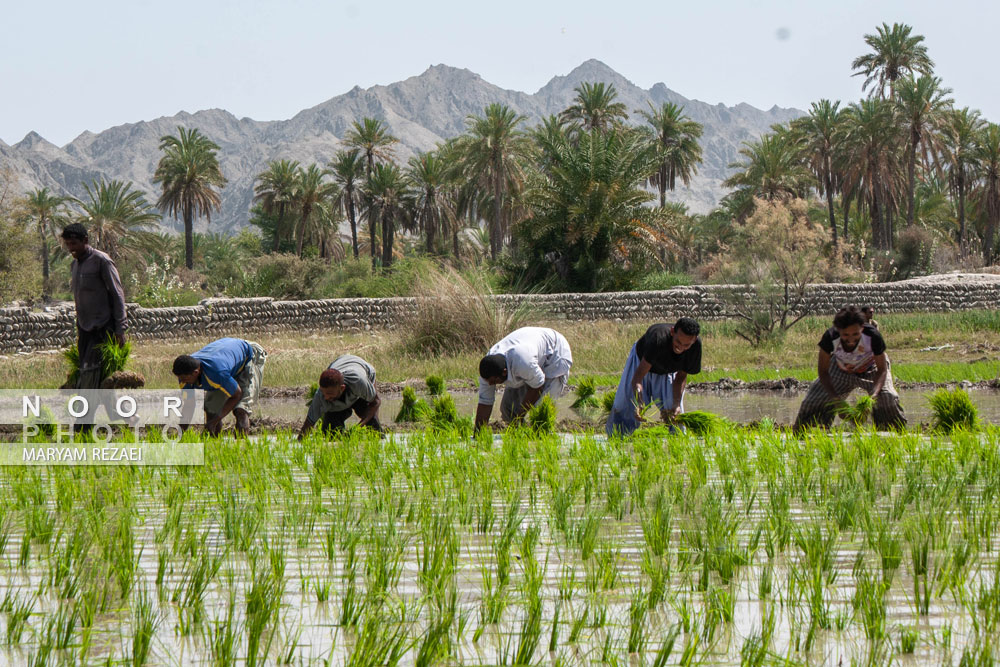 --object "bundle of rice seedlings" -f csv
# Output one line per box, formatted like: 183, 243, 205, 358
100, 371, 146, 389
425, 375, 446, 397
425, 394, 460, 431
673, 410, 728, 435
527, 396, 557, 434
599, 389, 617, 417
831, 395, 875, 426
571, 377, 600, 411
928, 388, 979, 433
305, 382, 320, 406
62, 344, 80, 387
25, 405, 58, 437
98, 334, 132, 378
395, 386, 431, 423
